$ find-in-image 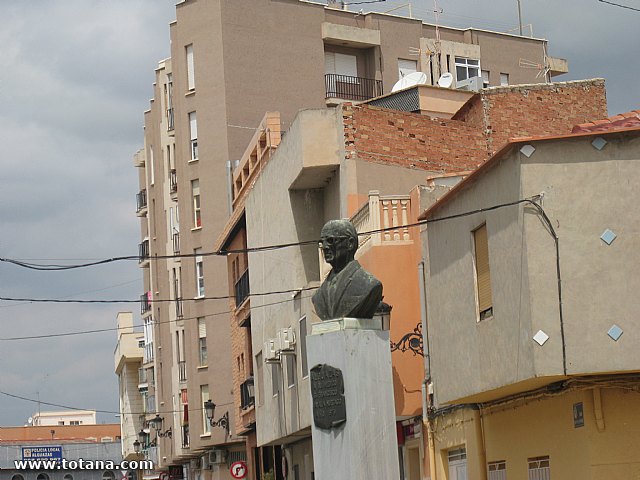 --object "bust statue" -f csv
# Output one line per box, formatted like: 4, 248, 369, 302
312, 219, 383, 320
